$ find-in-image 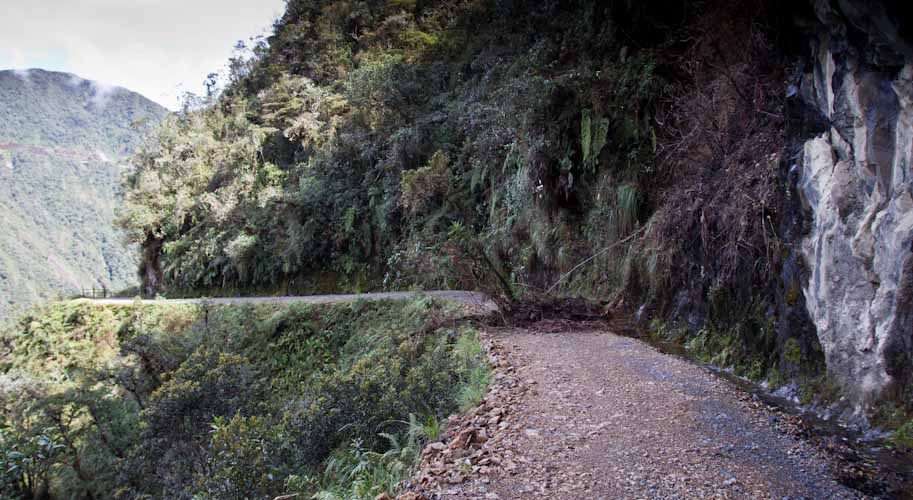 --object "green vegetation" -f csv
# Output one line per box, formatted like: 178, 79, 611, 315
453, 329, 492, 411
890, 420, 913, 450
873, 400, 913, 450
797, 375, 843, 407
784, 338, 802, 365
647, 320, 757, 376
3, 4, 911, 497
119, 0, 663, 300
648, 317, 817, 388
0, 69, 166, 320
0, 297, 490, 498
117, 0, 832, 413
